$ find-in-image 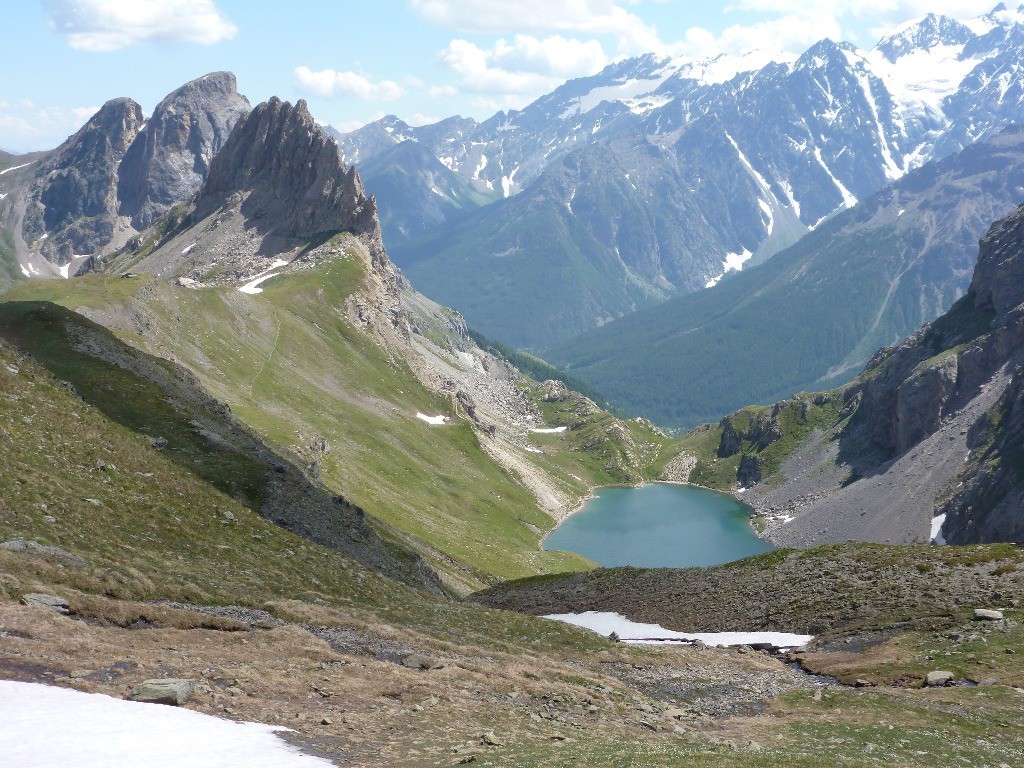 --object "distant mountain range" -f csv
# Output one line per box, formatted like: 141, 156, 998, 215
548, 124, 1024, 428
336, 5, 1024, 350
